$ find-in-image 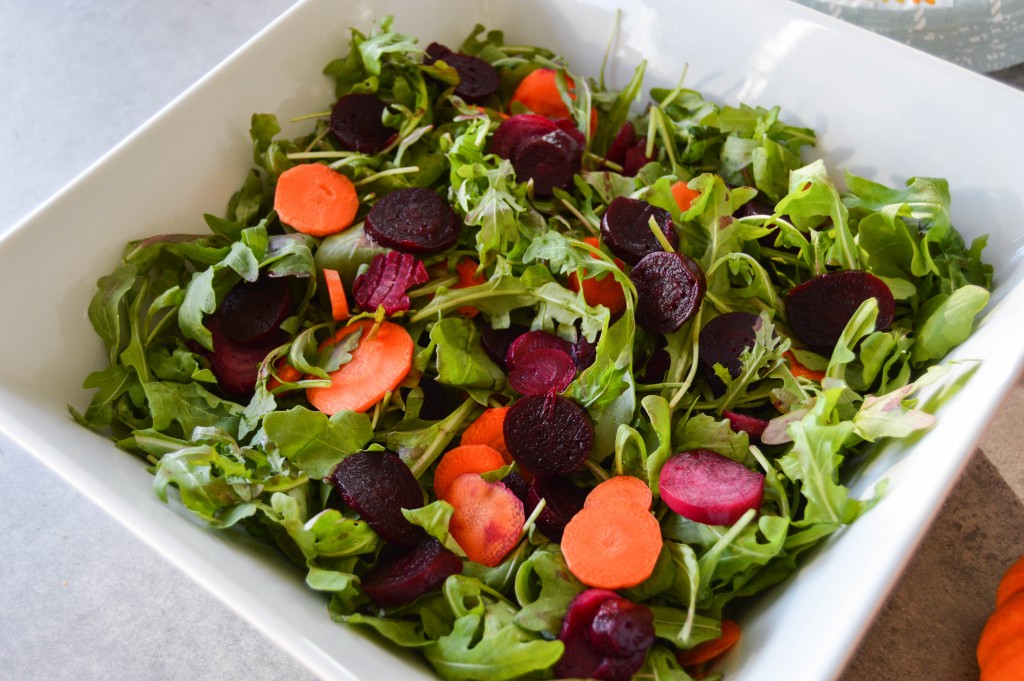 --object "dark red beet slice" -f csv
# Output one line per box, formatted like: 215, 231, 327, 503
785, 270, 895, 353
659, 449, 765, 526
218, 276, 294, 345
365, 187, 461, 254
555, 118, 587, 151
554, 589, 654, 681
630, 251, 706, 334
329, 450, 426, 546
722, 410, 770, 441
572, 332, 597, 371
589, 598, 656, 657
510, 128, 583, 197
360, 537, 463, 609
605, 122, 636, 167
352, 250, 429, 315
508, 348, 577, 395
491, 114, 558, 160
480, 322, 529, 371
206, 318, 280, 398
502, 470, 530, 503
503, 394, 593, 475
525, 475, 589, 542
329, 93, 398, 154
698, 311, 762, 385
424, 42, 453, 63
600, 197, 678, 266
444, 53, 500, 103
622, 138, 654, 177
505, 330, 574, 372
